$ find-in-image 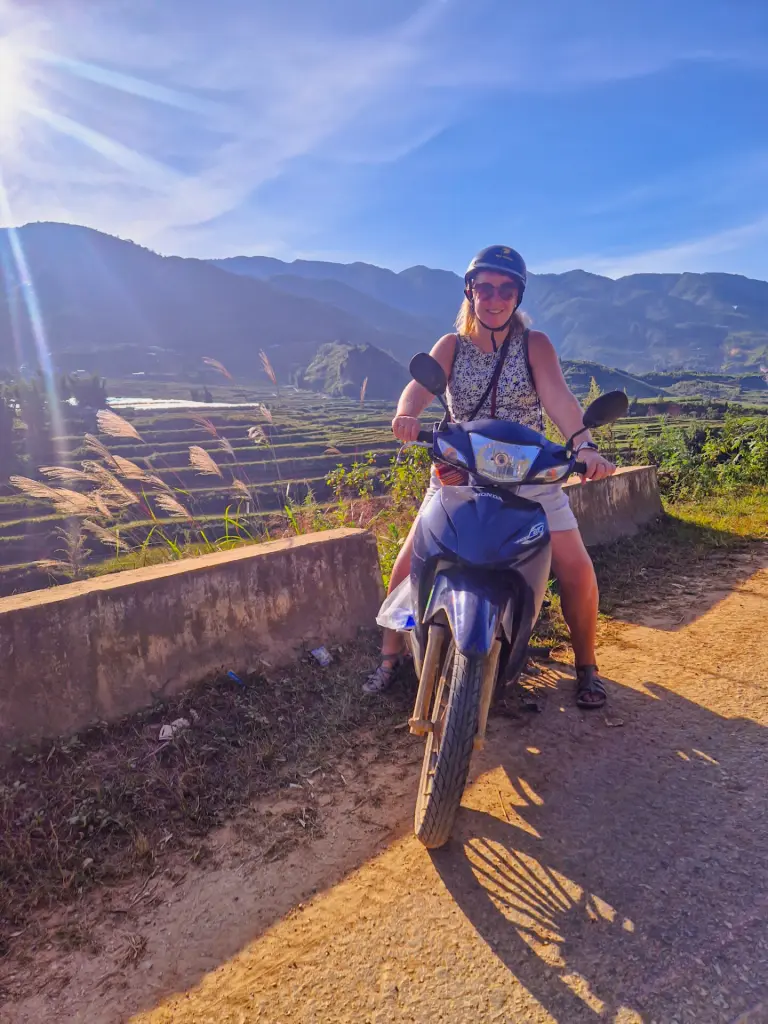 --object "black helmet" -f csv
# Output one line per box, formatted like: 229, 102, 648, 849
465, 245, 527, 299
